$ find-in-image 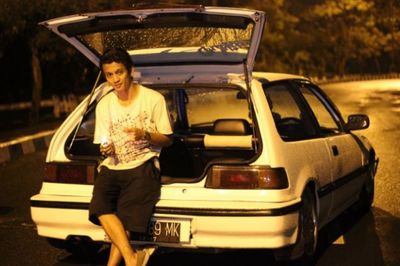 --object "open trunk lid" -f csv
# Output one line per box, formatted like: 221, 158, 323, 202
41, 5, 265, 84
